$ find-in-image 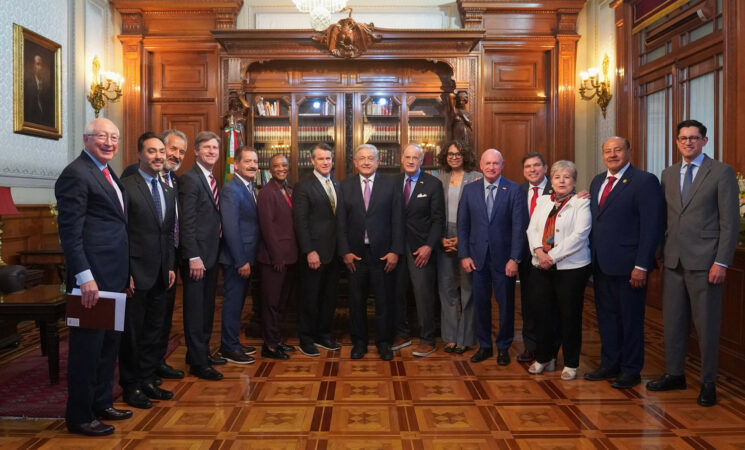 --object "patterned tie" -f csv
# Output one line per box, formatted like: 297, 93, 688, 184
209, 173, 219, 209
102, 167, 123, 213
403, 177, 413, 207
530, 186, 539, 217
325, 178, 336, 214
681, 163, 694, 205
598, 176, 616, 208
363, 178, 371, 211
248, 182, 257, 202
486, 184, 496, 219
151, 178, 163, 223
163, 173, 179, 247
